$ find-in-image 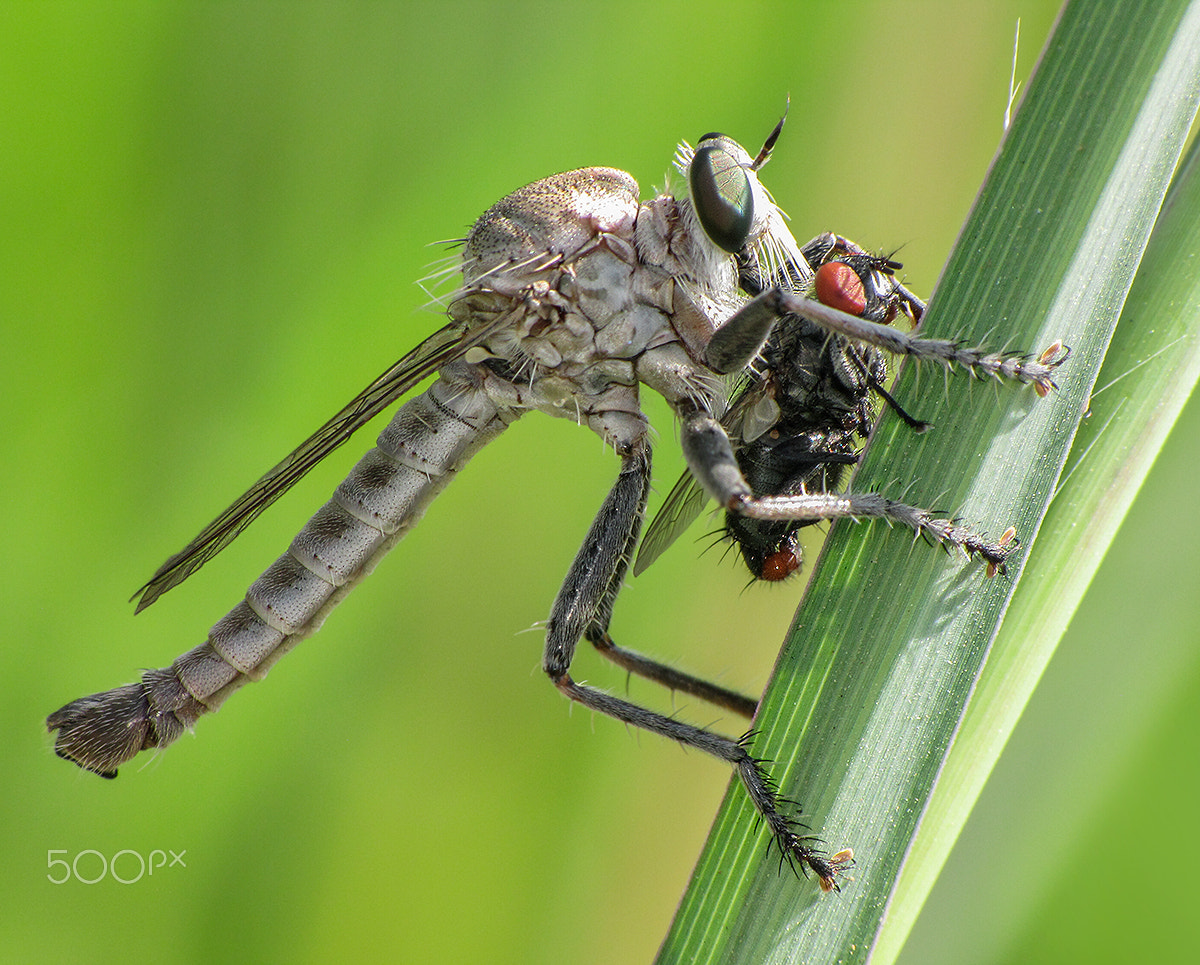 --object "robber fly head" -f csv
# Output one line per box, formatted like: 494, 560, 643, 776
675, 111, 809, 291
